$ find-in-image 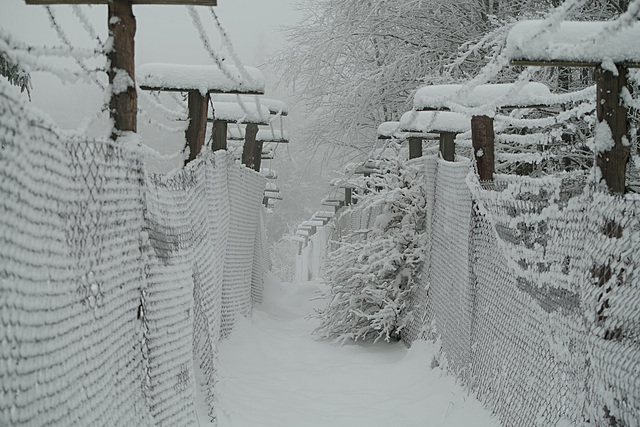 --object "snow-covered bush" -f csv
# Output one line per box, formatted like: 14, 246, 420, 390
315, 158, 426, 344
